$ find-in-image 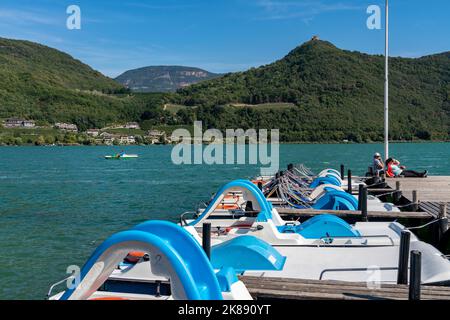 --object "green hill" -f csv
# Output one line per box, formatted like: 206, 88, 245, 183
174, 39, 450, 142
1, 37, 449, 143
115, 66, 222, 92
0, 37, 158, 130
